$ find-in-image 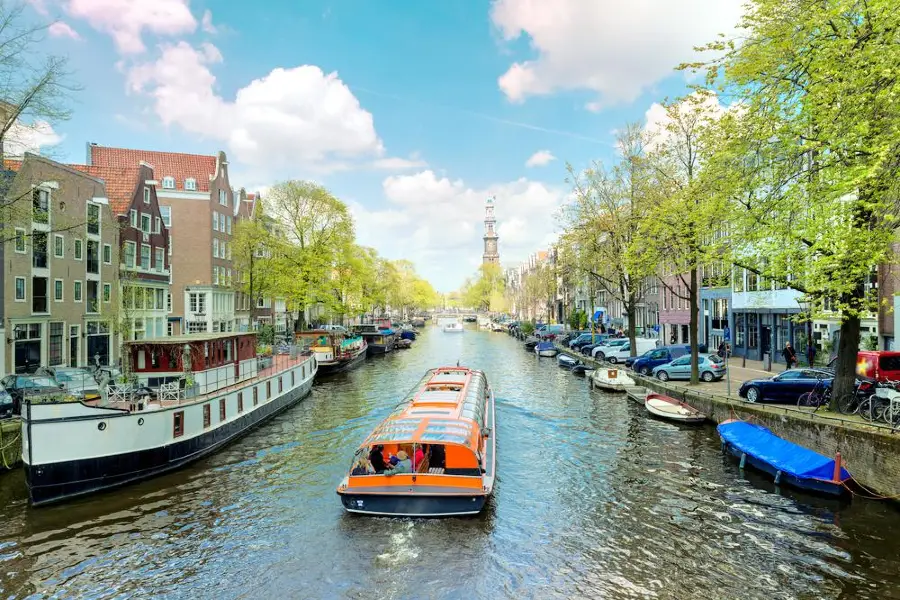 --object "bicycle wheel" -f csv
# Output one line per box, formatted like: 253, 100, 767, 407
836, 393, 858, 414
797, 392, 814, 407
